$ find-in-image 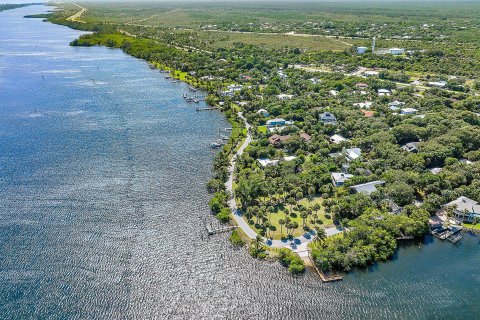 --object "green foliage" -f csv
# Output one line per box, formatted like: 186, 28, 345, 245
229, 229, 246, 247
278, 248, 305, 274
